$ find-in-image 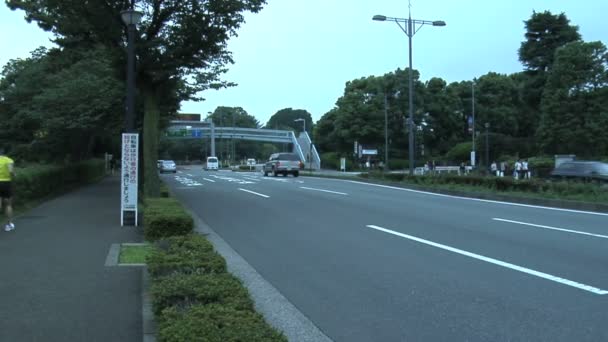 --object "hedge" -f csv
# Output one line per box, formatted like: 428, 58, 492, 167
146, 235, 226, 278
150, 273, 254, 316
12, 159, 105, 208
158, 304, 287, 342
144, 198, 194, 241
363, 173, 608, 201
